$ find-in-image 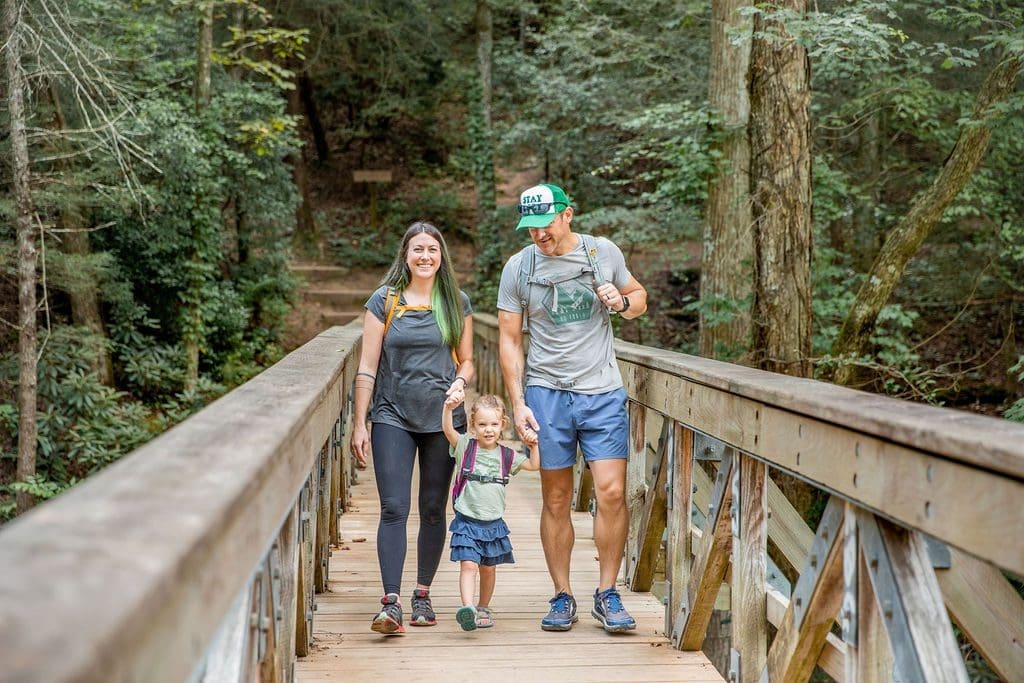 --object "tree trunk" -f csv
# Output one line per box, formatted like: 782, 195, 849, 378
473, 0, 496, 223
699, 0, 753, 361
826, 54, 1024, 386
299, 74, 329, 163
48, 83, 113, 386
287, 83, 318, 243
749, 0, 813, 378
185, 1, 215, 391
851, 109, 881, 268
195, 1, 213, 112
6, 0, 38, 514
